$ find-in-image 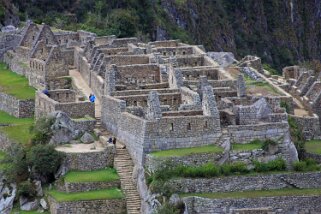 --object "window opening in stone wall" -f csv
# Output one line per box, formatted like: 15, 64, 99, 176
163, 52, 166, 56
46, 39, 48, 44
204, 121, 208, 129
187, 123, 191, 130
169, 123, 174, 131
173, 52, 176, 56
183, 51, 186, 55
